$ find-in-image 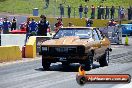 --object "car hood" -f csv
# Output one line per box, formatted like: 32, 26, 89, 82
41, 36, 94, 46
